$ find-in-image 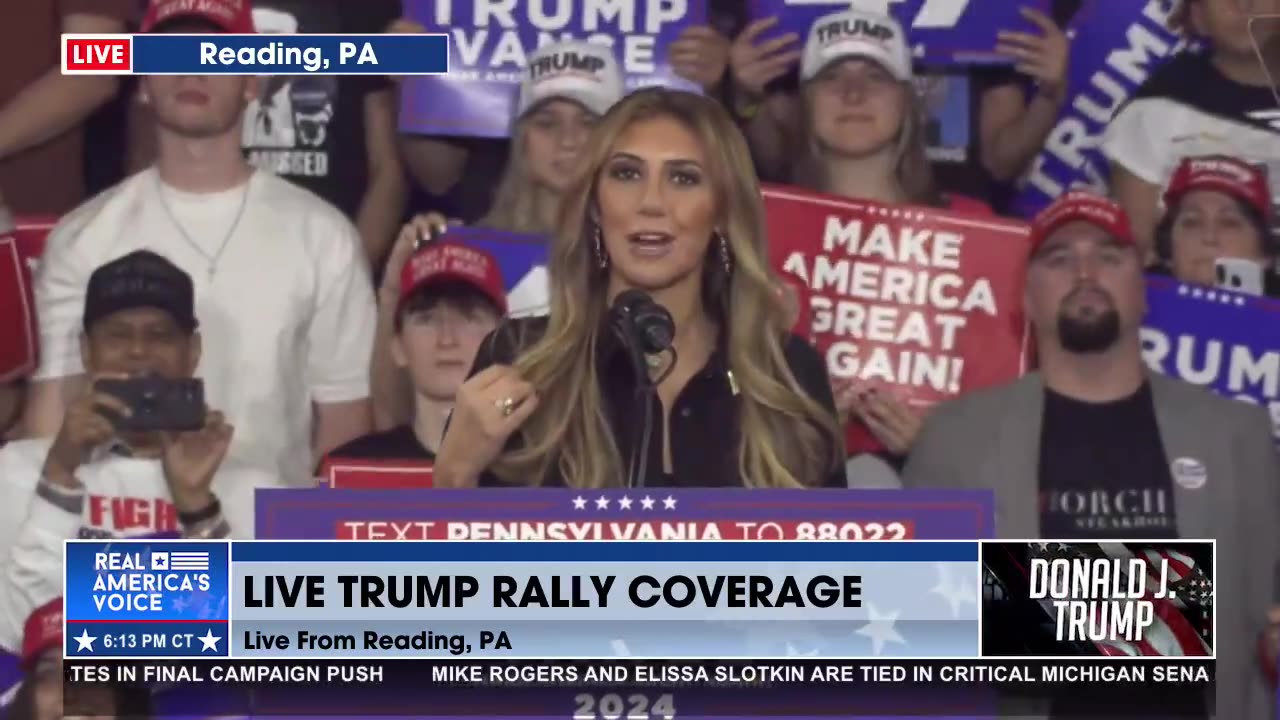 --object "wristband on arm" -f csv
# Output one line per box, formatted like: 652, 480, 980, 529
177, 497, 222, 527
